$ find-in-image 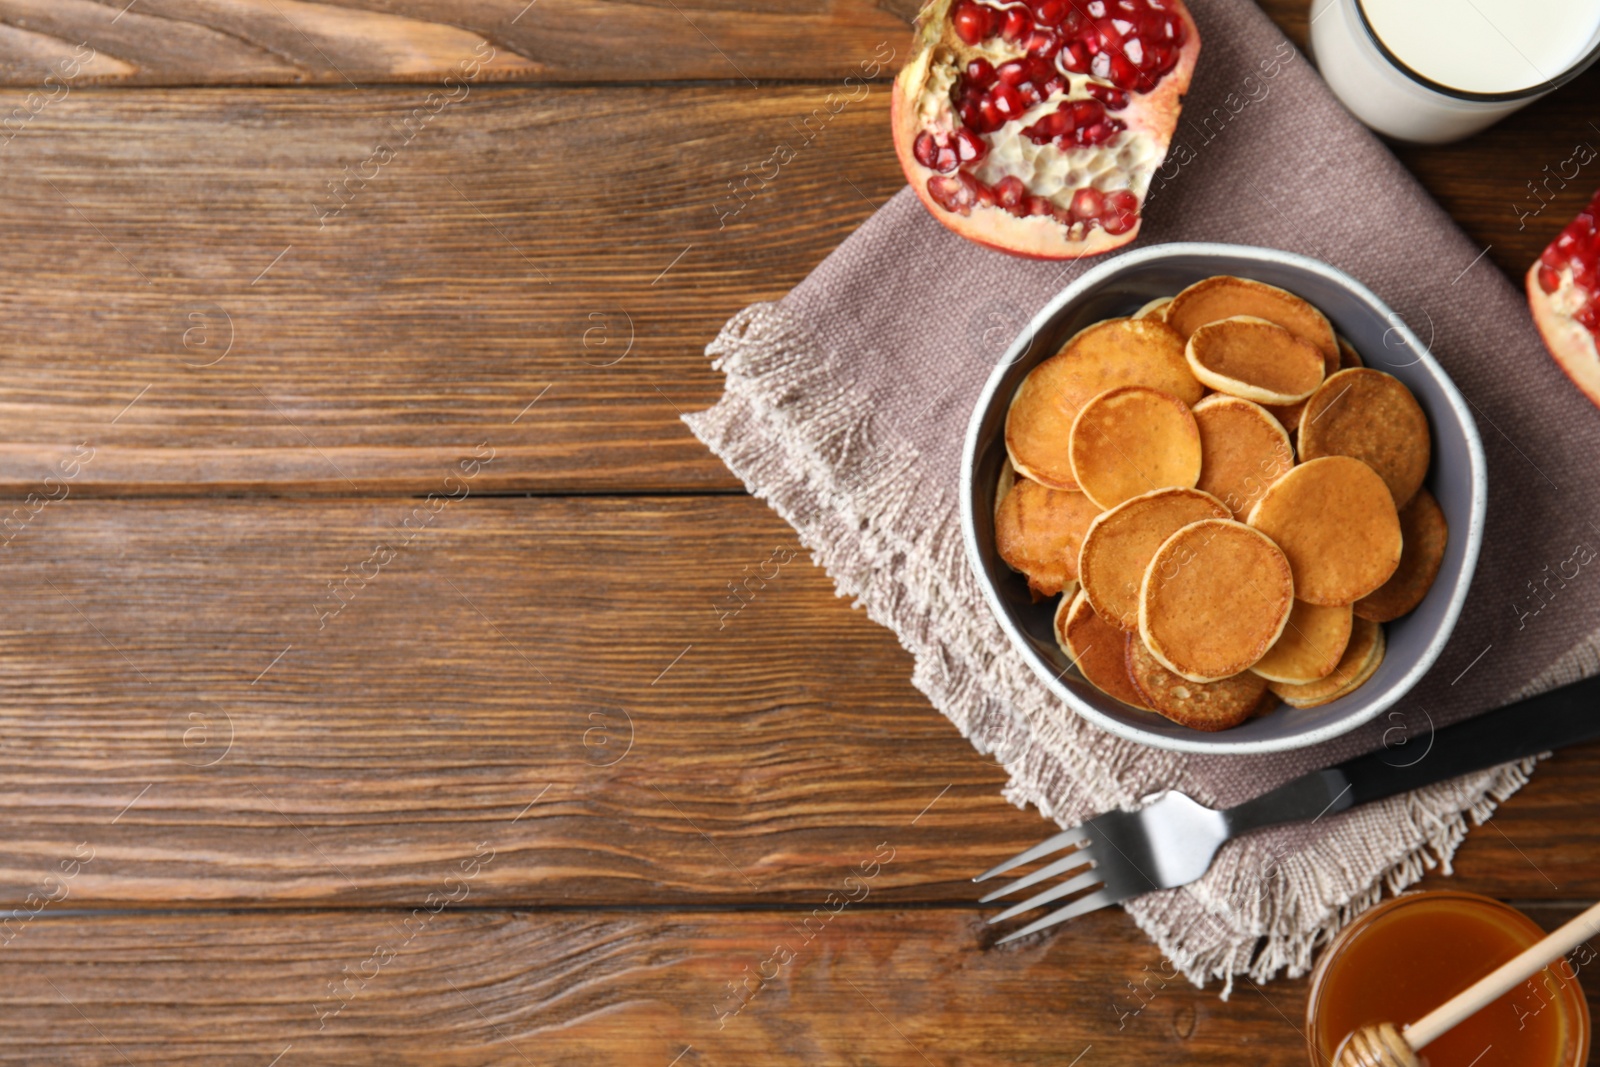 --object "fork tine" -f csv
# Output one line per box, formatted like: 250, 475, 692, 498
994, 885, 1124, 944
985, 867, 1102, 924
973, 827, 1088, 883
976, 846, 1093, 903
